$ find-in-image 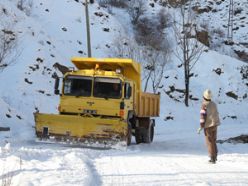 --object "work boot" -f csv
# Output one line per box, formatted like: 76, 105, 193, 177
208, 157, 216, 164
215, 156, 217, 162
